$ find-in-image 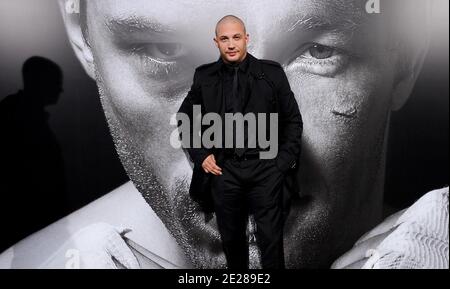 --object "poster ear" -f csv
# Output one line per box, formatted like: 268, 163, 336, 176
58, 0, 95, 80
390, 44, 428, 112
